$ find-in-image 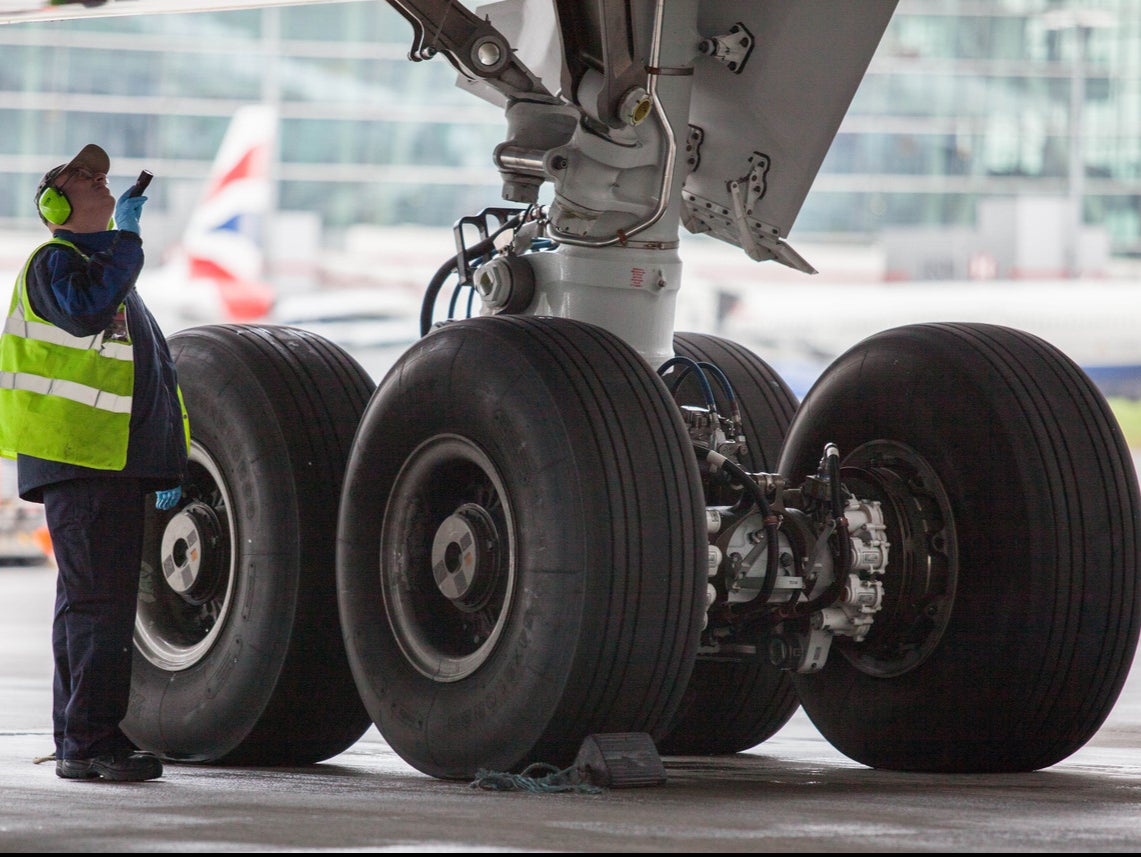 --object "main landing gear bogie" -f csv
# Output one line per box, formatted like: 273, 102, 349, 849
123, 316, 1140, 780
